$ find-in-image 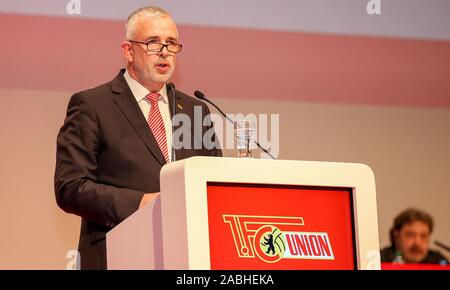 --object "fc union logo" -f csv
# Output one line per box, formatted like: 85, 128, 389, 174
223, 215, 335, 263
